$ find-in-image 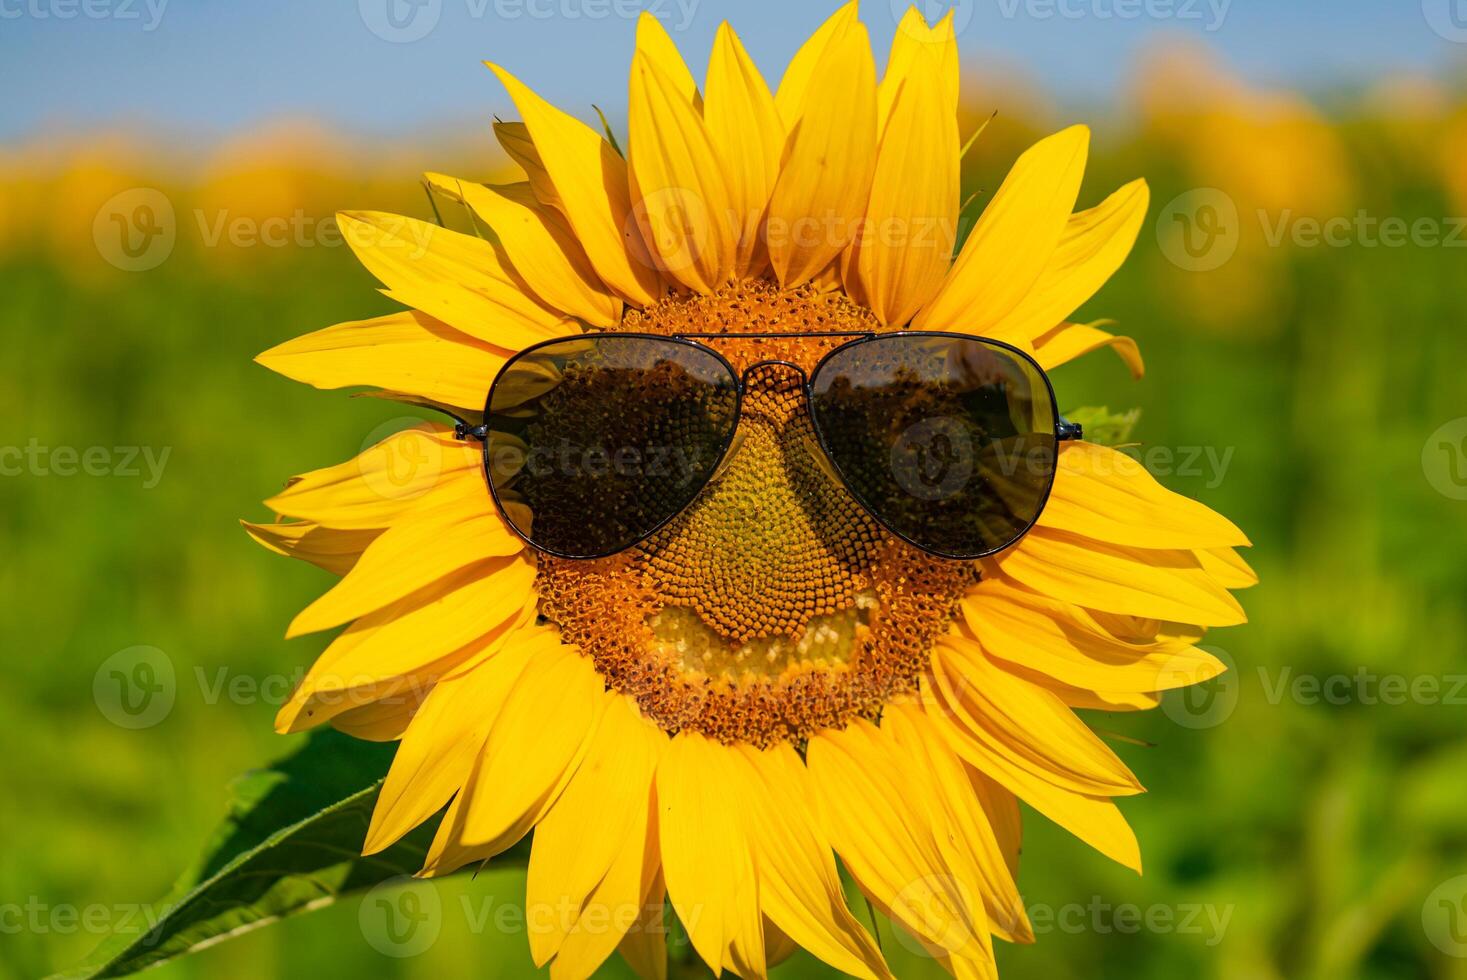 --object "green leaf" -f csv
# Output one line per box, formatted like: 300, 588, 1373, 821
959, 109, 996, 161
952, 190, 985, 256
591, 104, 624, 157
52, 731, 522, 979
1063, 405, 1142, 447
